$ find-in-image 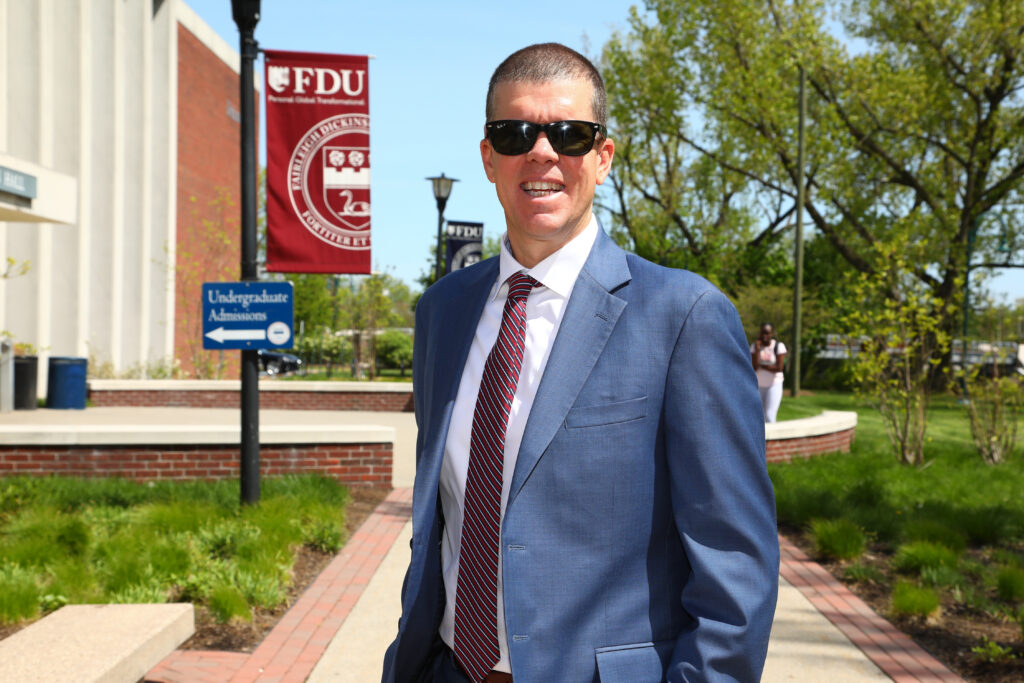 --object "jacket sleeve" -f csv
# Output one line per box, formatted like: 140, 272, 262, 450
381, 294, 432, 683
664, 289, 780, 682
